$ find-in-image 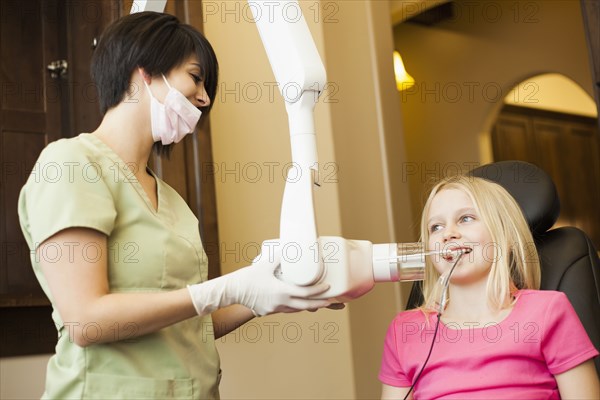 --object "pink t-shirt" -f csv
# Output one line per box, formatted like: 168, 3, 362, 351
379, 290, 598, 399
